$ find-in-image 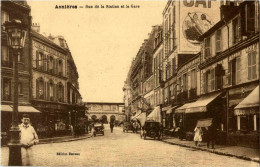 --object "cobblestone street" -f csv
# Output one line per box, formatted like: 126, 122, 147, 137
1, 125, 259, 166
